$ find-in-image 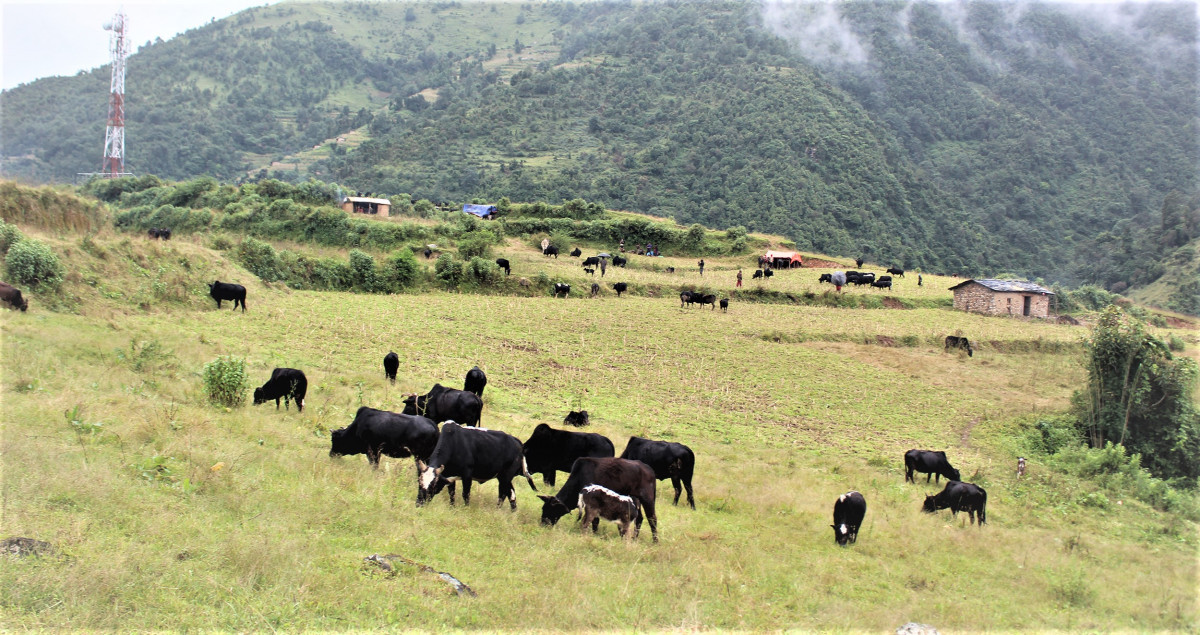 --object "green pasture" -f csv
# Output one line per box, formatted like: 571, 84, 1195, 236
2, 230, 1196, 630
